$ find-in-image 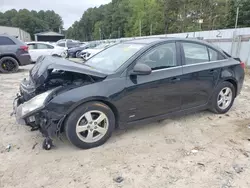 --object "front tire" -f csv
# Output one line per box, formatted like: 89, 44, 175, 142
0, 56, 19, 73
65, 102, 115, 149
210, 81, 236, 114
